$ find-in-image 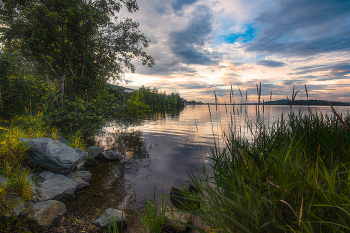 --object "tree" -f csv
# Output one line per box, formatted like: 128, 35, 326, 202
0, 0, 154, 108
